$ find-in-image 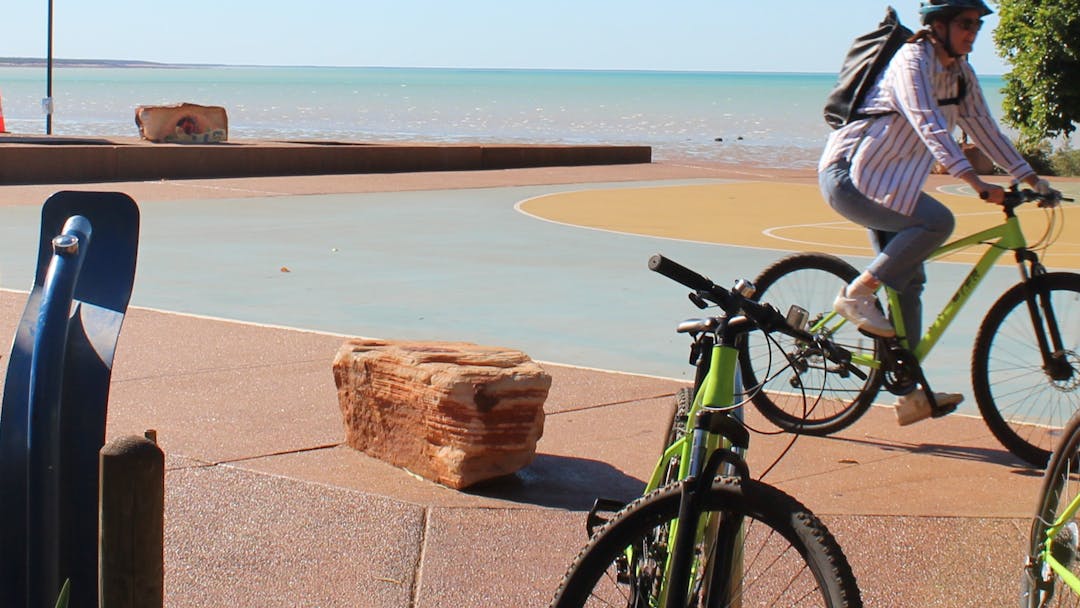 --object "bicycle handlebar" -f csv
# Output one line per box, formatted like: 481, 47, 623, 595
649, 254, 801, 339
648, 254, 717, 295
649, 253, 858, 378
979, 186, 1074, 208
